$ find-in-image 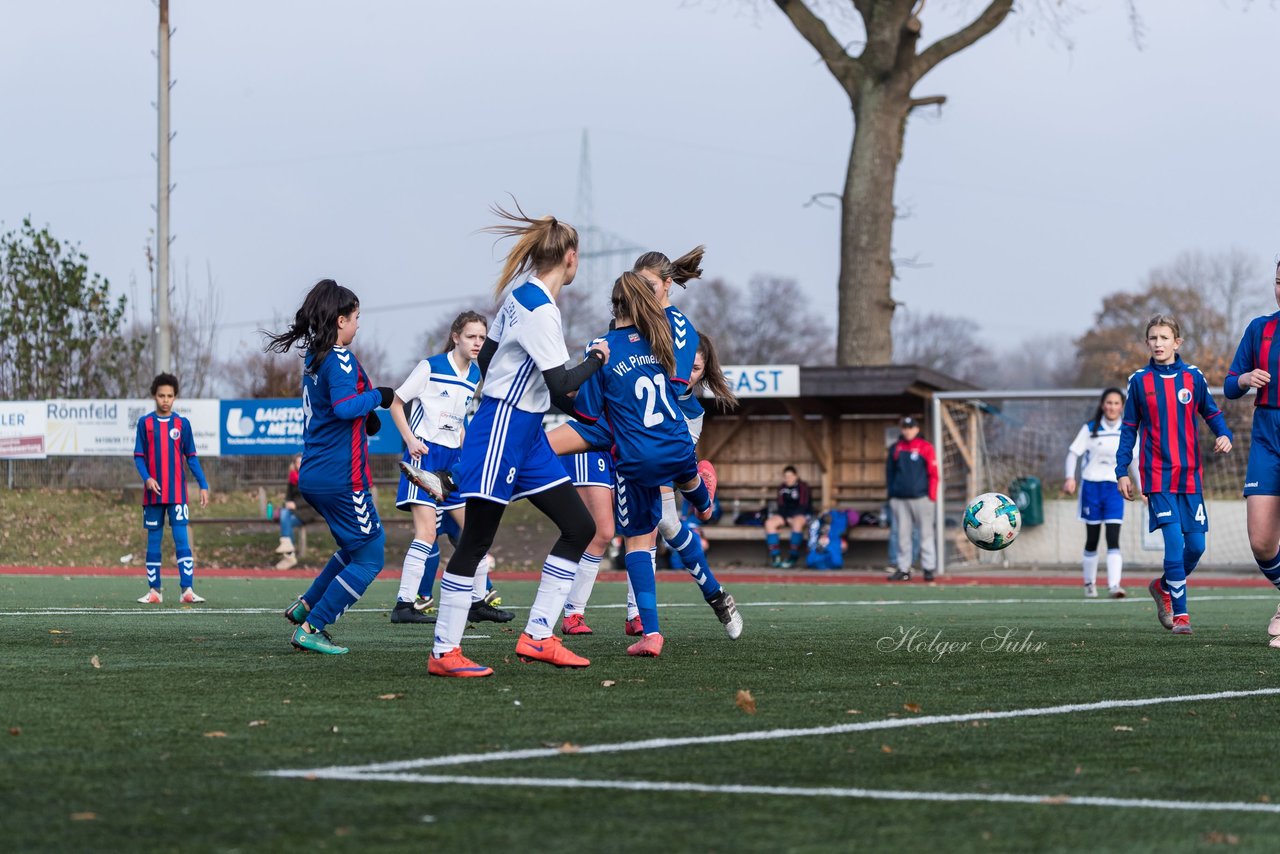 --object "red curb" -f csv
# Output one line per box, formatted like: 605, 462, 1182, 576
0, 566, 1274, 588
